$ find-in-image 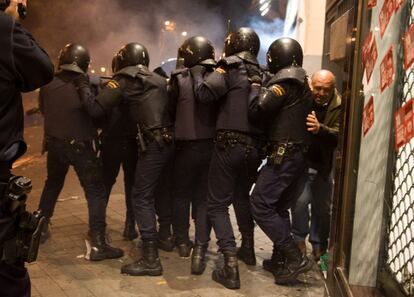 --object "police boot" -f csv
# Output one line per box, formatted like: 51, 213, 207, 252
85, 232, 124, 261
177, 240, 193, 257
274, 241, 312, 285
158, 225, 174, 252
212, 251, 240, 290
122, 214, 138, 241
262, 247, 285, 276
237, 232, 256, 265
191, 243, 207, 275
121, 240, 163, 276
39, 218, 51, 244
